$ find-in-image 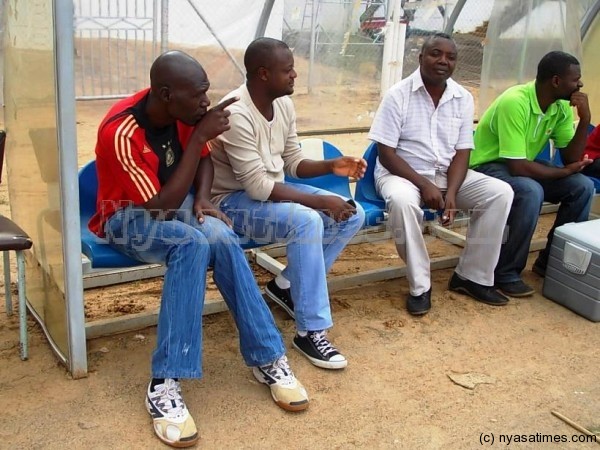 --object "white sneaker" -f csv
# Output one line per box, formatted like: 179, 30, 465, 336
145, 378, 199, 448
252, 355, 309, 412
